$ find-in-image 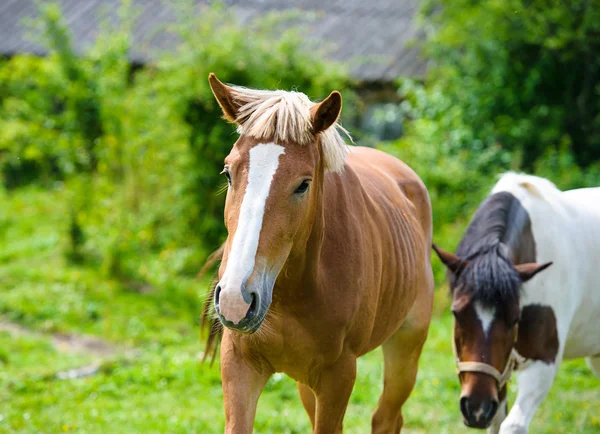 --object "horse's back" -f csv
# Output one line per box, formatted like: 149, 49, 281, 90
338, 146, 433, 352
563, 187, 600, 213
346, 146, 432, 243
